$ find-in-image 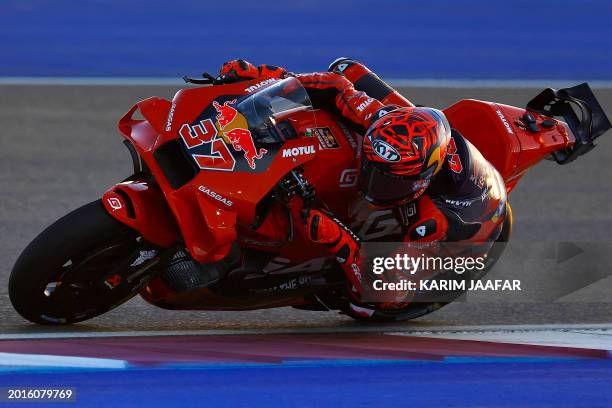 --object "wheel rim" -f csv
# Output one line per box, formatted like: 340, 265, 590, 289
36, 235, 140, 322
